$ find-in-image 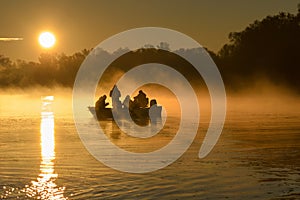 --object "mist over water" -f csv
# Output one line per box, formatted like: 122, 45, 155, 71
0, 87, 73, 117
0, 83, 299, 199
0, 2, 299, 199
0, 81, 299, 124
